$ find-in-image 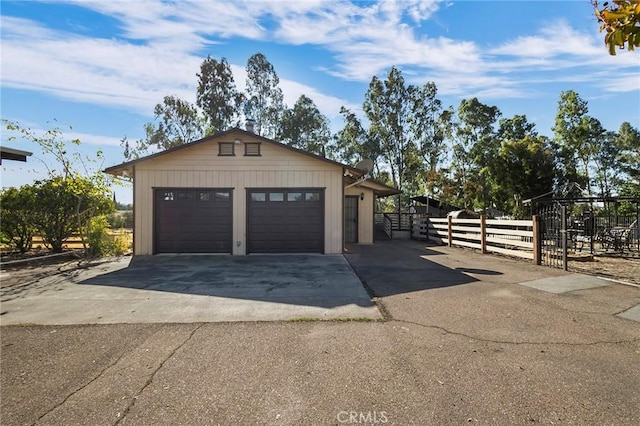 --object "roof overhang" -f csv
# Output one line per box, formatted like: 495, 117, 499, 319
105, 163, 134, 179
0, 146, 32, 163
410, 195, 462, 210
411, 195, 440, 208
344, 174, 401, 197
